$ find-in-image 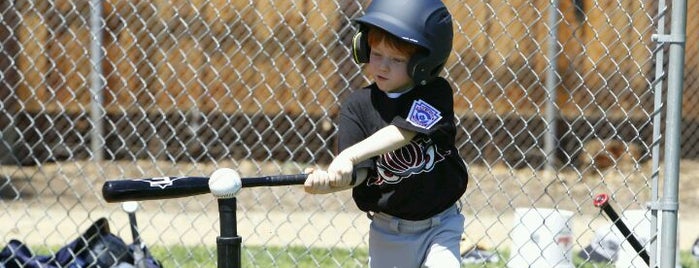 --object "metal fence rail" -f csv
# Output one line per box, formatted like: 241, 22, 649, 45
0, 0, 691, 267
